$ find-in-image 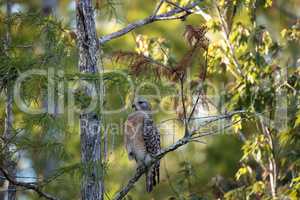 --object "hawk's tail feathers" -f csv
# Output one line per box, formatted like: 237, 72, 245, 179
146, 161, 160, 193
155, 161, 160, 184
146, 170, 153, 193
